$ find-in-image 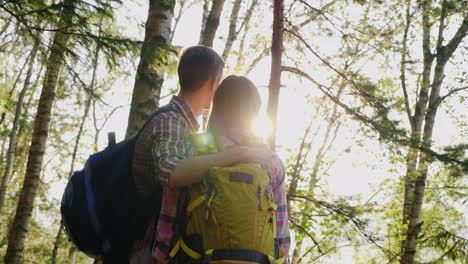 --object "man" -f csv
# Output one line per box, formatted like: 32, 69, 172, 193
130, 46, 274, 264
